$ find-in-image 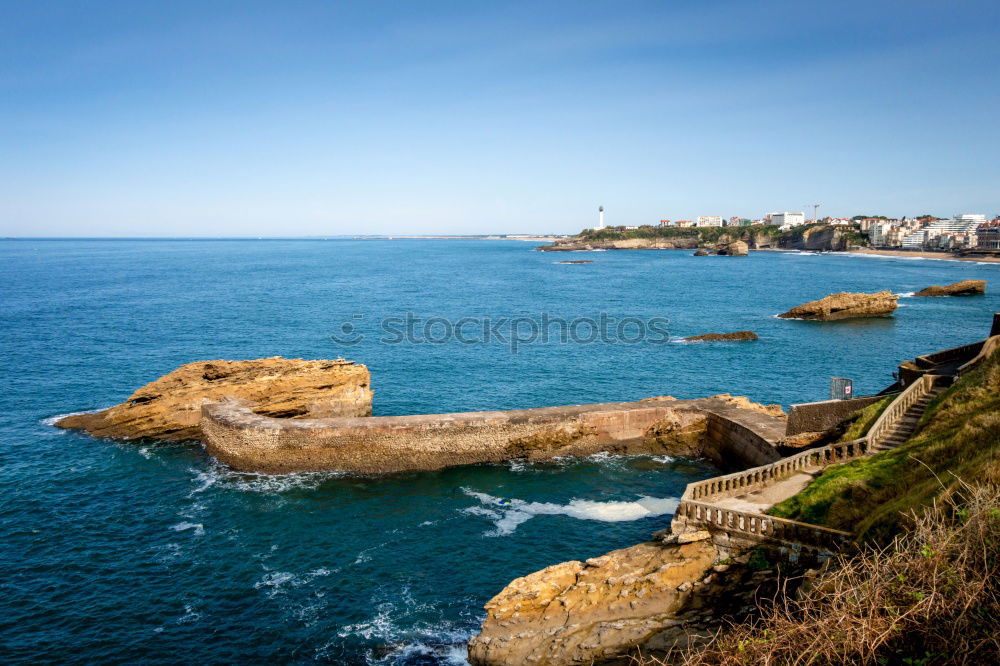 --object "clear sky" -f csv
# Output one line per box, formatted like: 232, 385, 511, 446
2, 1, 998, 237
